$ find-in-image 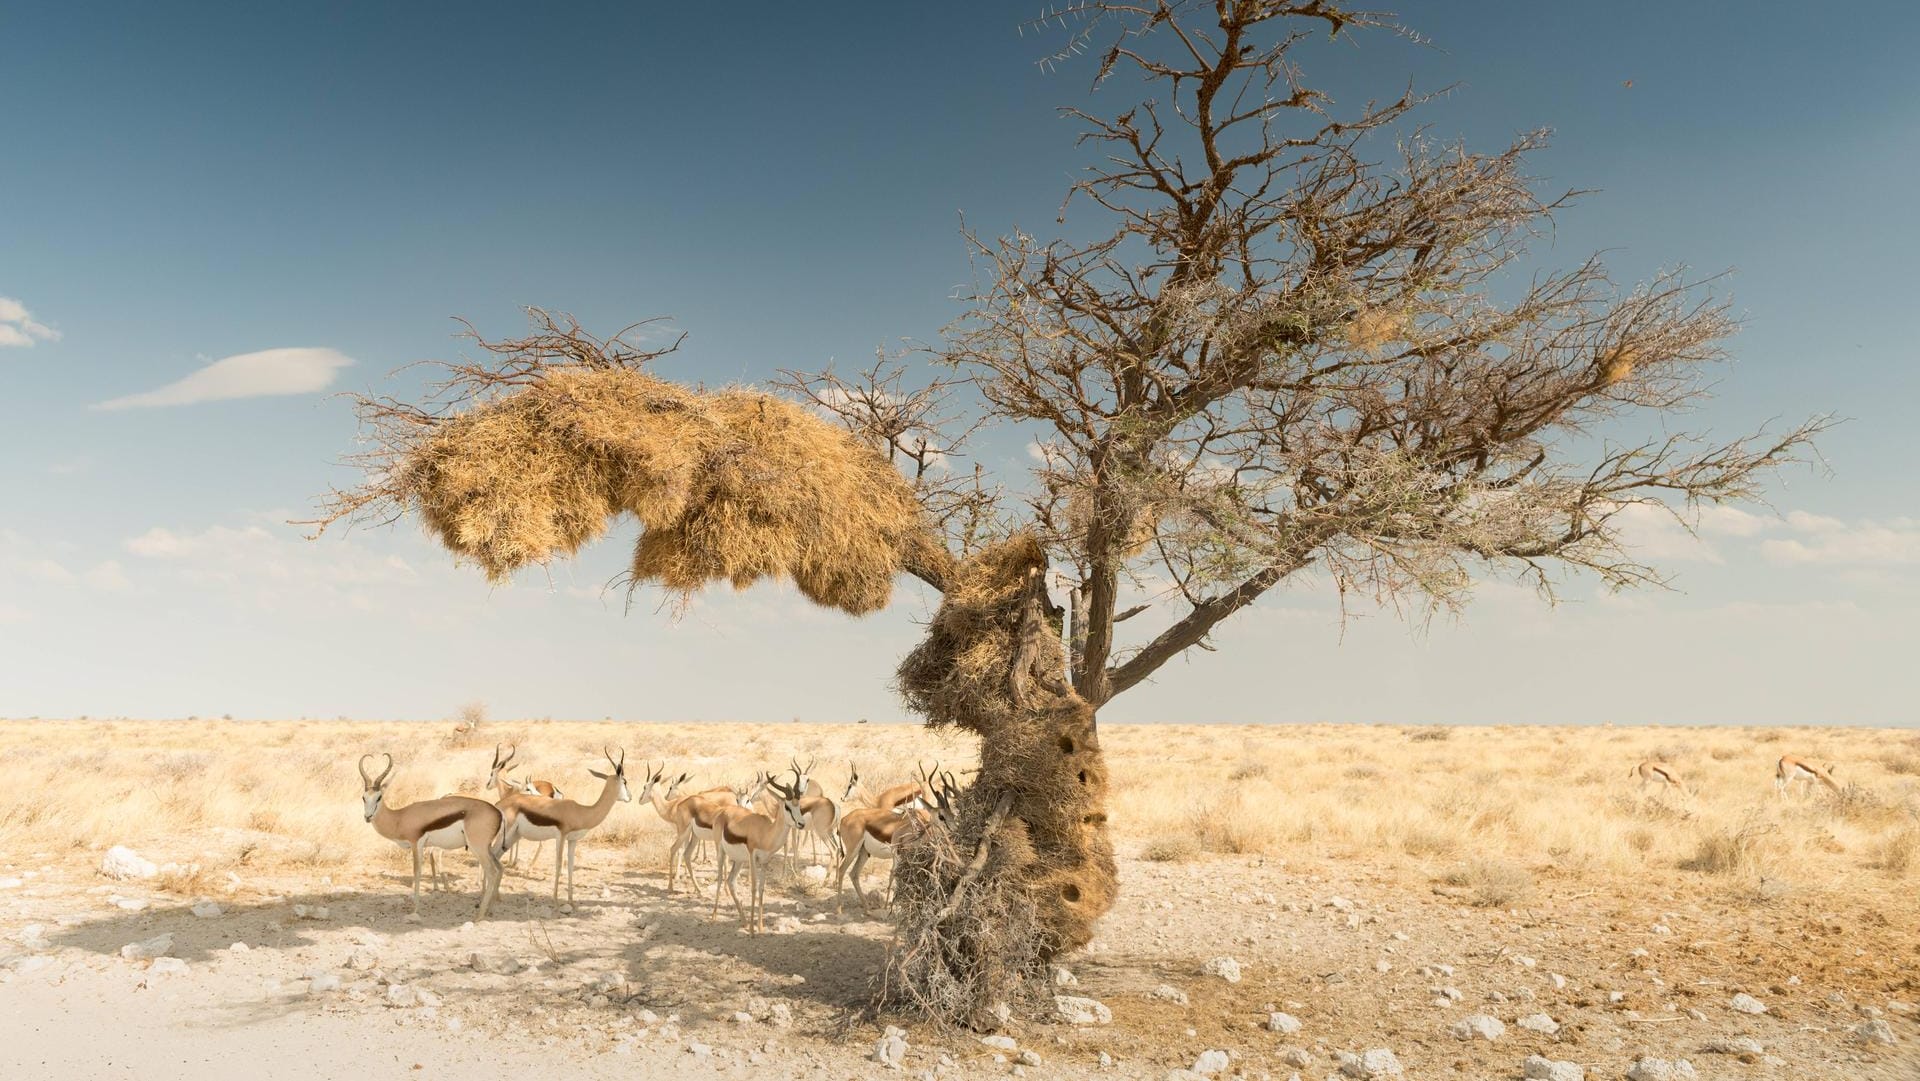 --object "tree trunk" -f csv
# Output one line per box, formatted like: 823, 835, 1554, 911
883, 536, 1118, 1028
